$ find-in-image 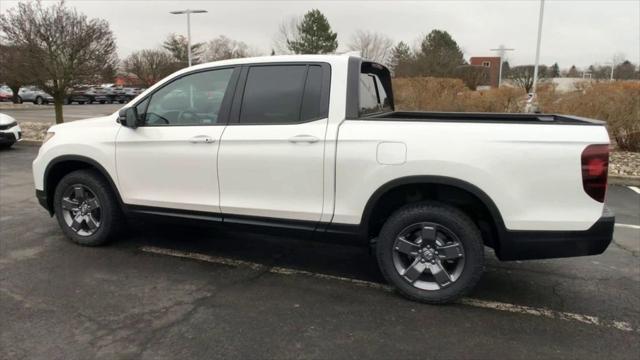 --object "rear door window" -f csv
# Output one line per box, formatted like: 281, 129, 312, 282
239, 65, 326, 125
